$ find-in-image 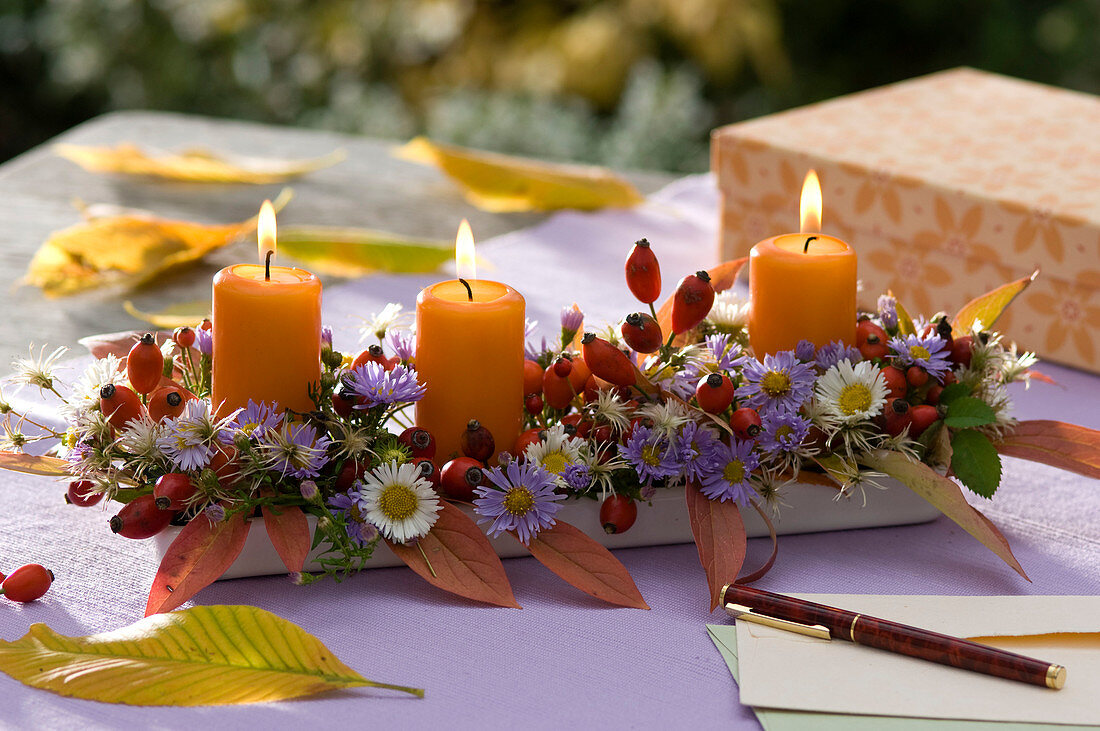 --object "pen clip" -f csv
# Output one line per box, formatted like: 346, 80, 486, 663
724, 603, 832, 640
